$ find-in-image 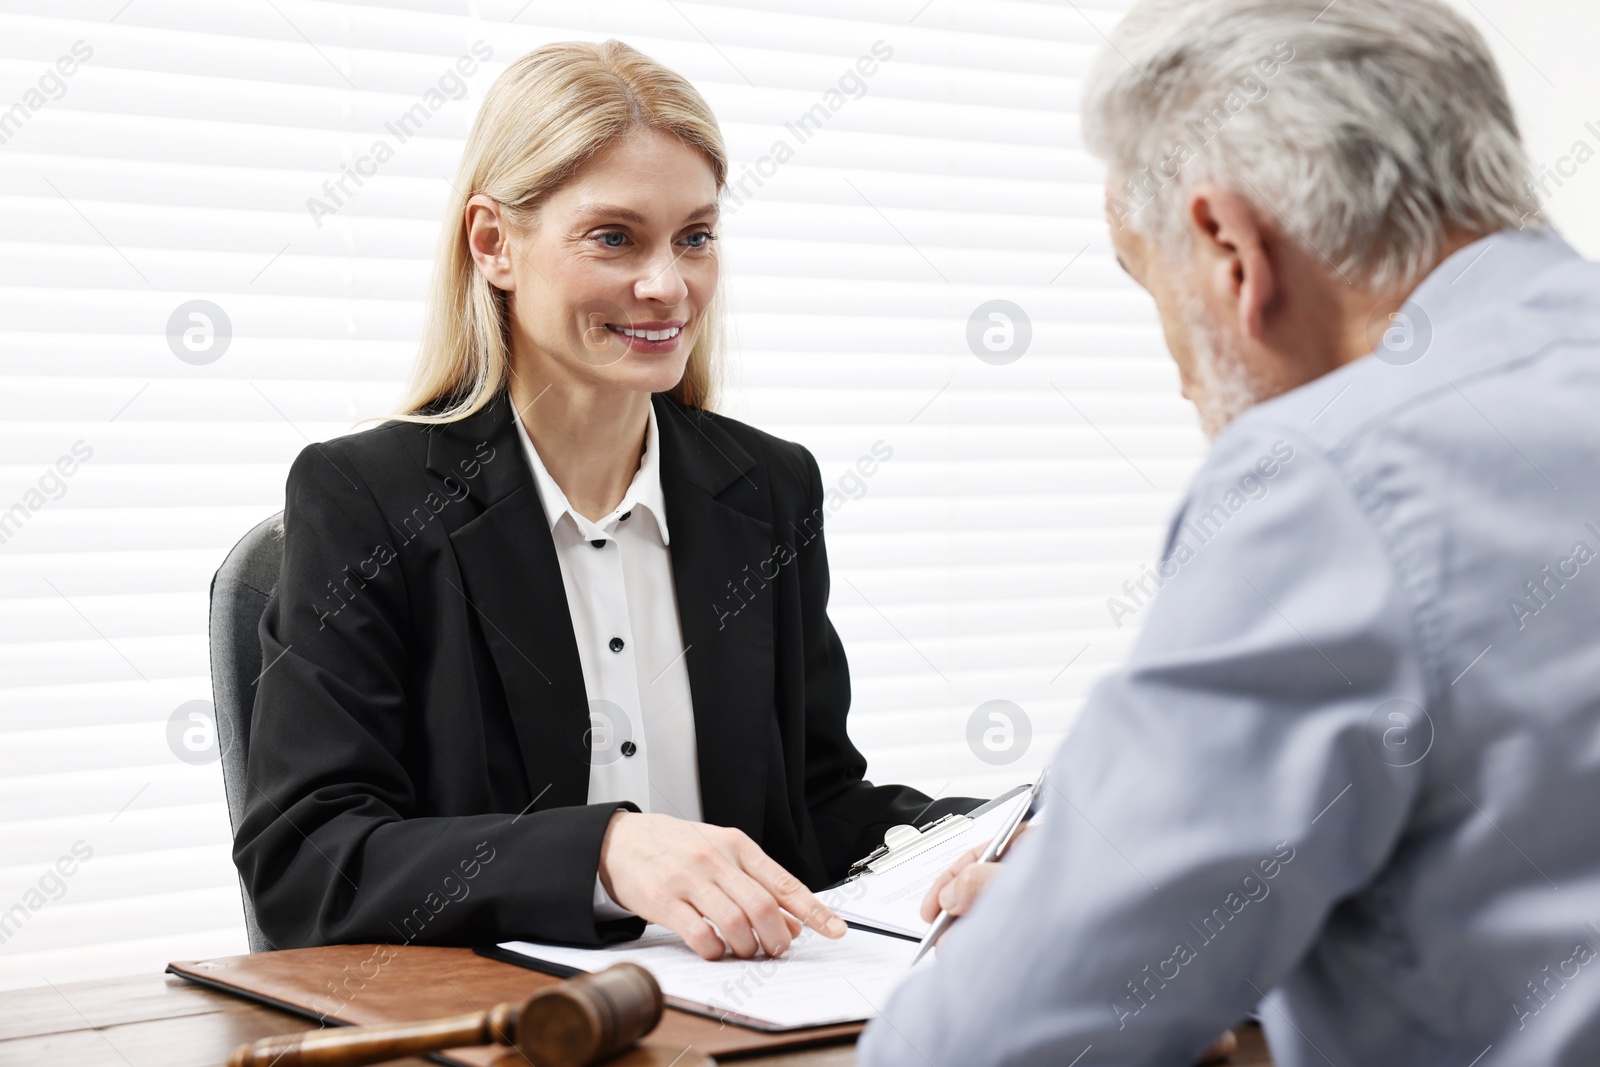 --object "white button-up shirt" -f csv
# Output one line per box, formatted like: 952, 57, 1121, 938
516, 402, 701, 918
